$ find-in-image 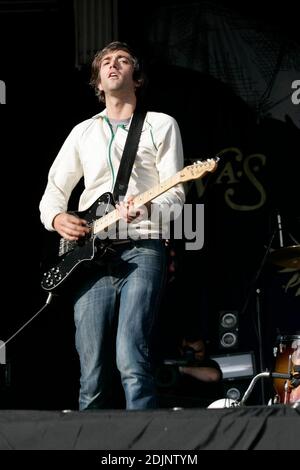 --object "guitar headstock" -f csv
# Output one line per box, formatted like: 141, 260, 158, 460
179, 157, 219, 182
